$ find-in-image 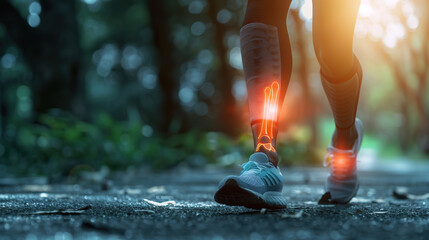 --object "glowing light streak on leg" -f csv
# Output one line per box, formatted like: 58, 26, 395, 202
258, 86, 272, 139
256, 81, 279, 153
268, 81, 279, 138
